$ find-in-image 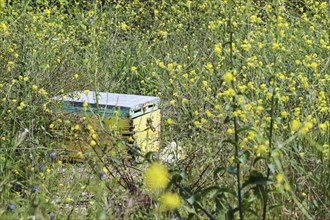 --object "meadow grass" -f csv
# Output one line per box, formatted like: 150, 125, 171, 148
0, 0, 329, 219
